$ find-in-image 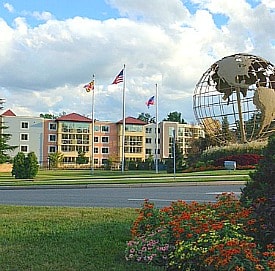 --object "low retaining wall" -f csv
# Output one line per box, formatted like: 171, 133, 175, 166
0, 163, 12, 172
